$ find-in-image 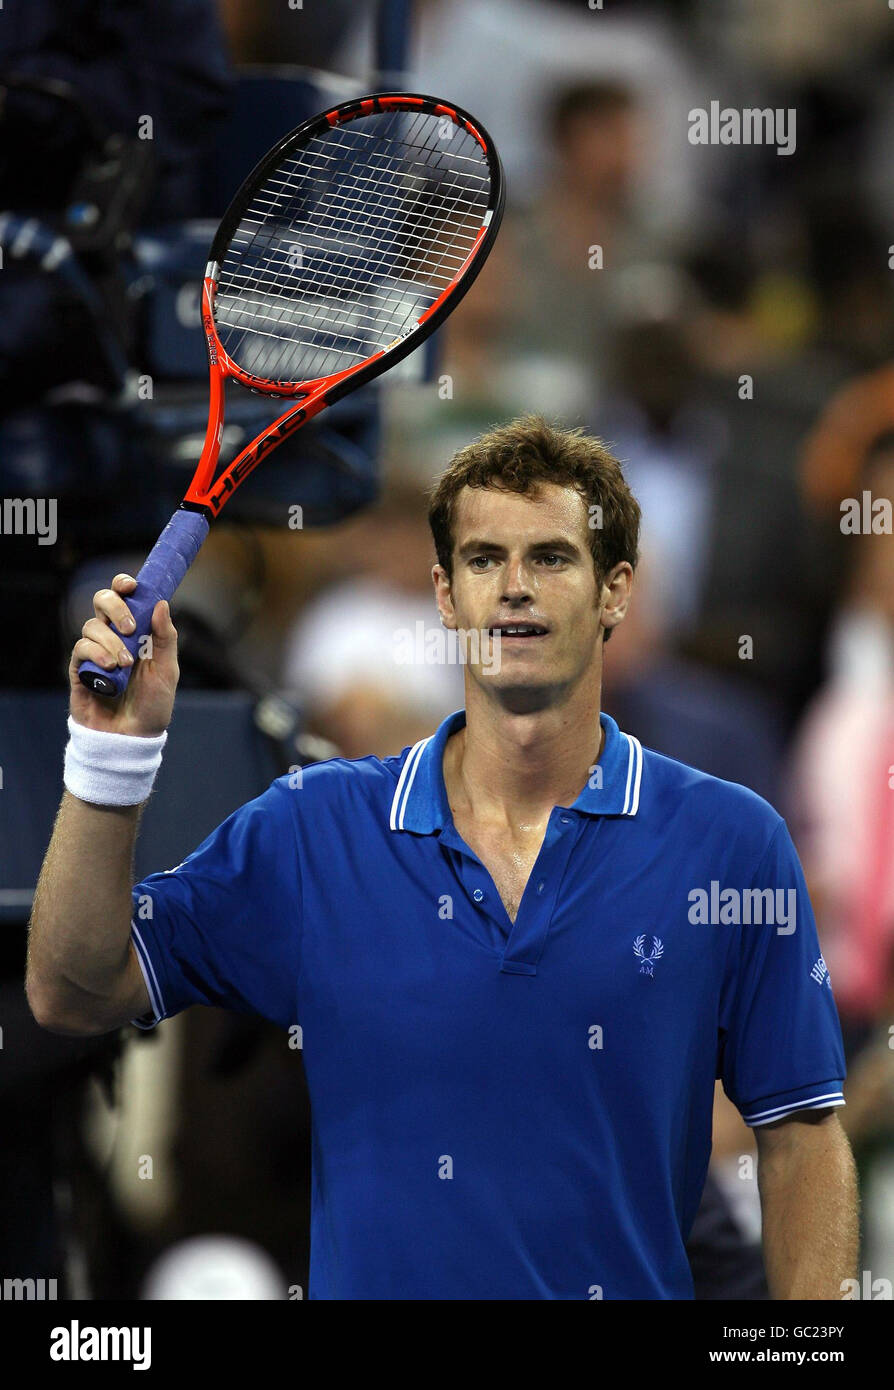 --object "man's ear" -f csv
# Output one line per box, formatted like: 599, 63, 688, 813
432, 563, 458, 630
599, 562, 634, 636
